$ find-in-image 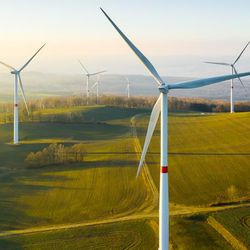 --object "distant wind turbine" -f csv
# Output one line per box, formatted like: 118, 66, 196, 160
0, 44, 46, 145
91, 75, 101, 104
204, 41, 250, 113
78, 60, 106, 105
101, 8, 250, 250
124, 76, 130, 99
